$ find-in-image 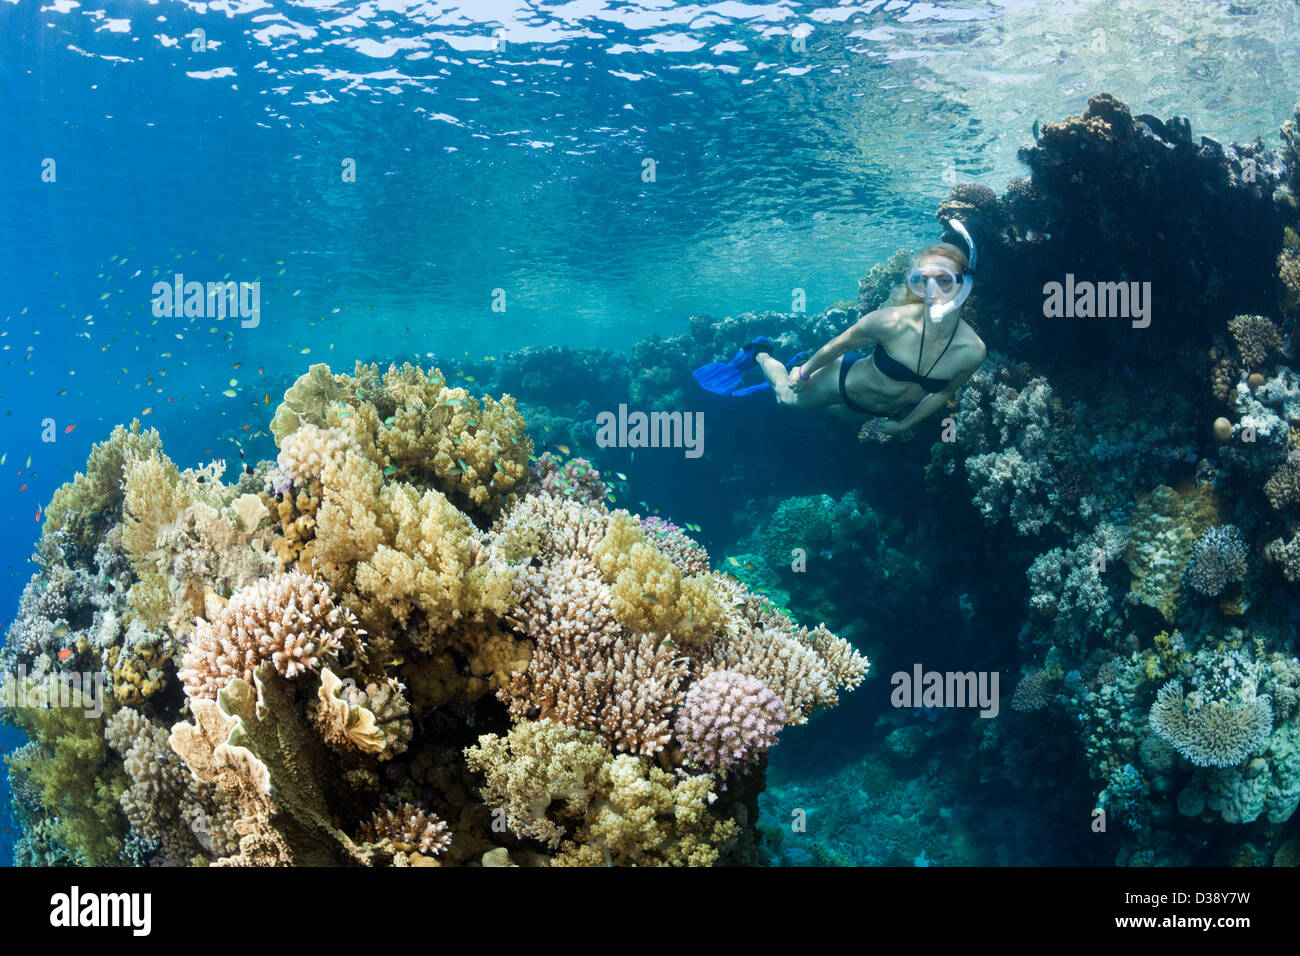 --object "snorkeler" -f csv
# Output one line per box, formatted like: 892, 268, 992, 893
694, 221, 987, 441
